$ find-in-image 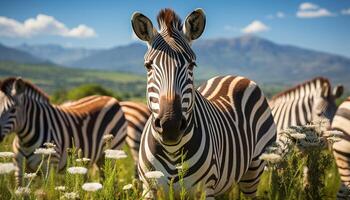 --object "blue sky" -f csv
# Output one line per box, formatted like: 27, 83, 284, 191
0, 0, 349, 57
